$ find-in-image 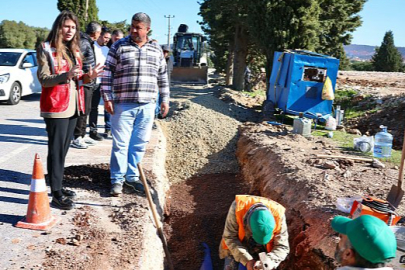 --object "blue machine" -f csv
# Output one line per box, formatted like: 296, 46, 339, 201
268, 50, 340, 120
